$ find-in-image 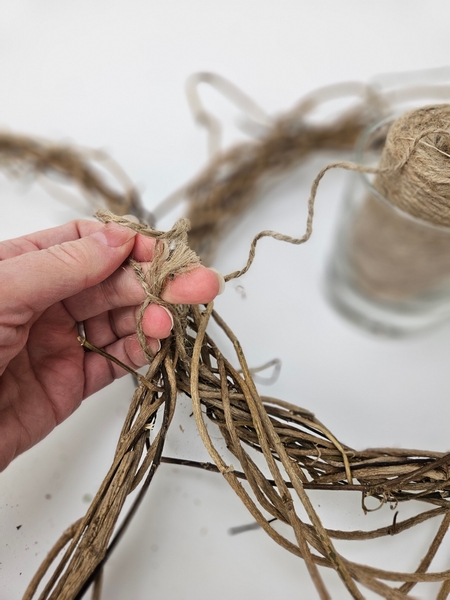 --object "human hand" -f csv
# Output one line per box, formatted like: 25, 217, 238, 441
0, 219, 223, 470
